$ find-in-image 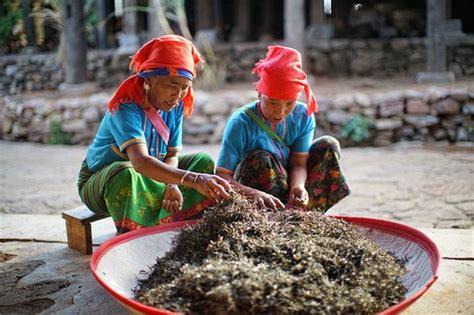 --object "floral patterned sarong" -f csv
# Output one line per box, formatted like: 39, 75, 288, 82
235, 136, 350, 212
